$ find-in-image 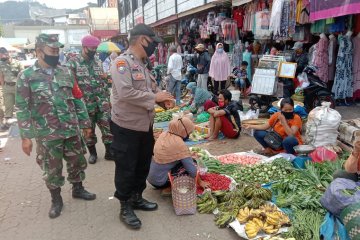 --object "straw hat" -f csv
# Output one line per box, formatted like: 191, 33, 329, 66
195, 43, 205, 51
